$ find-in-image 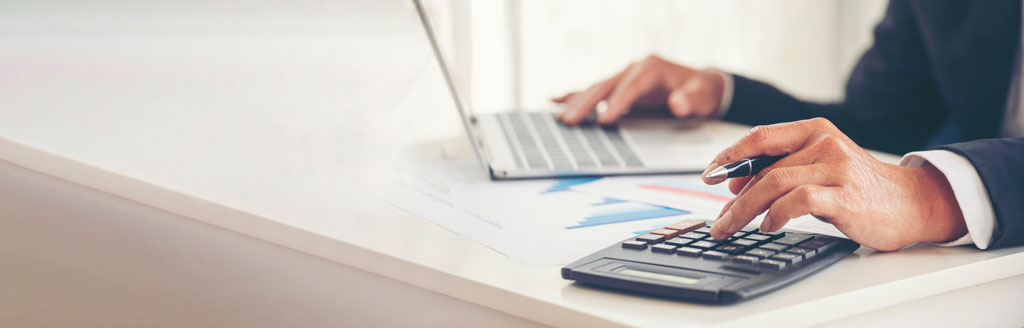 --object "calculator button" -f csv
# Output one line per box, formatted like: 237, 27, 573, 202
770, 252, 803, 264
651, 244, 678, 254
665, 237, 693, 247
744, 248, 777, 259
695, 226, 712, 234
799, 236, 839, 252
689, 241, 717, 249
681, 232, 706, 240
740, 226, 758, 233
759, 259, 787, 271
650, 229, 682, 239
636, 234, 665, 244
676, 247, 702, 257
731, 239, 758, 247
731, 255, 760, 265
760, 243, 789, 252
774, 233, 814, 245
666, 219, 705, 233
702, 251, 729, 261
715, 245, 743, 254
622, 240, 648, 250
786, 247, 816, 258
761, 230, 785, 238
745, 234, 771, 241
